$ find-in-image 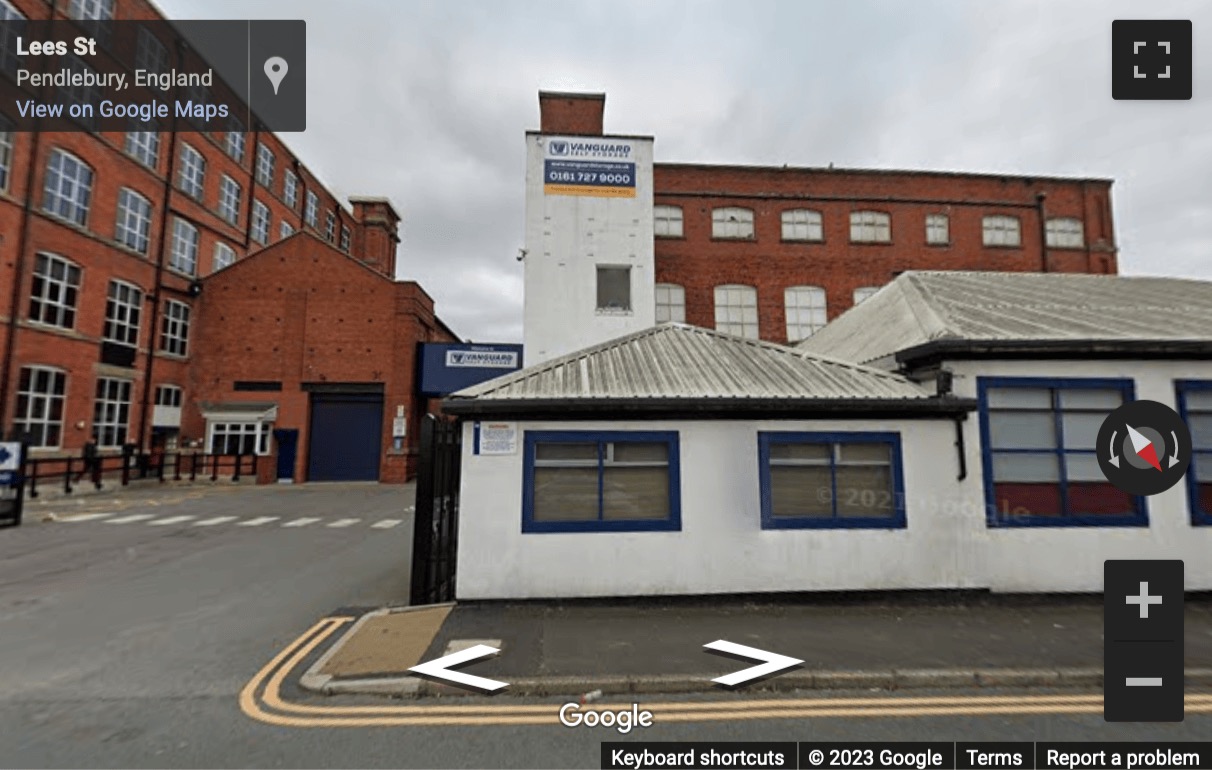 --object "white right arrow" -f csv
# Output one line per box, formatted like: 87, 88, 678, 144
705, 640, 803, 688
408, 644, 509, 693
